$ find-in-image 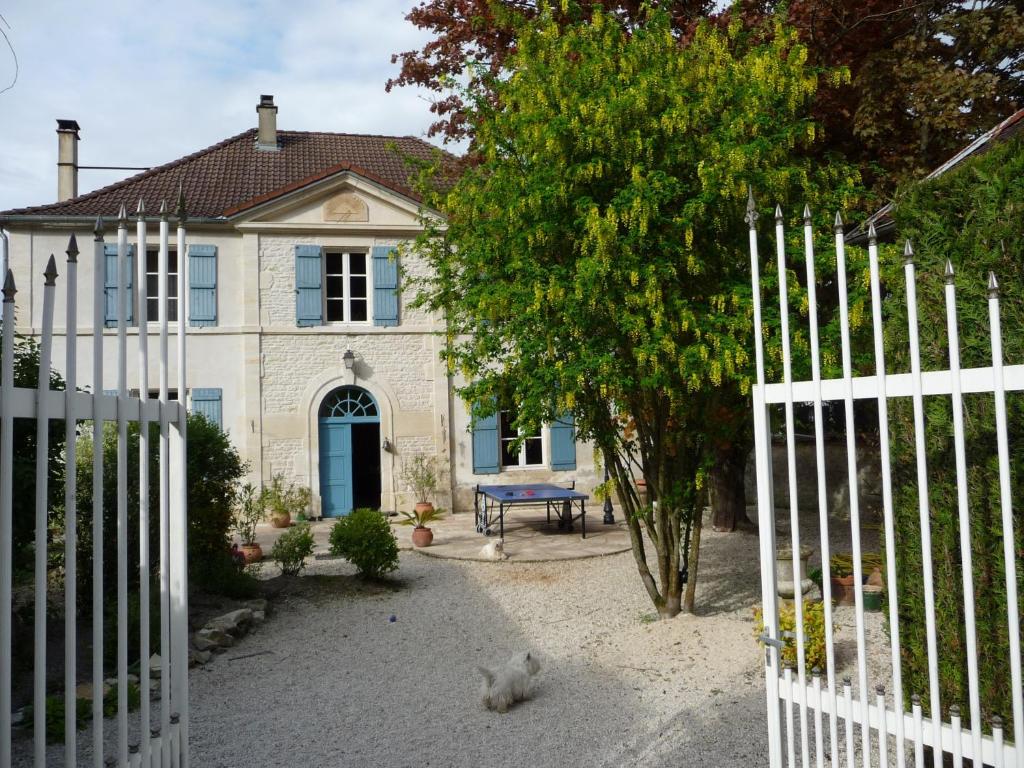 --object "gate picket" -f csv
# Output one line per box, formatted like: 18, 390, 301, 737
750, 199, 1022, 768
